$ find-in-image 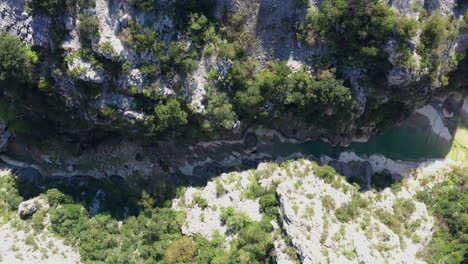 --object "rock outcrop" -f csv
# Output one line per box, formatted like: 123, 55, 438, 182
0, 0, 50, 46
18, 197, 49, 220
174, 158, 460, 264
